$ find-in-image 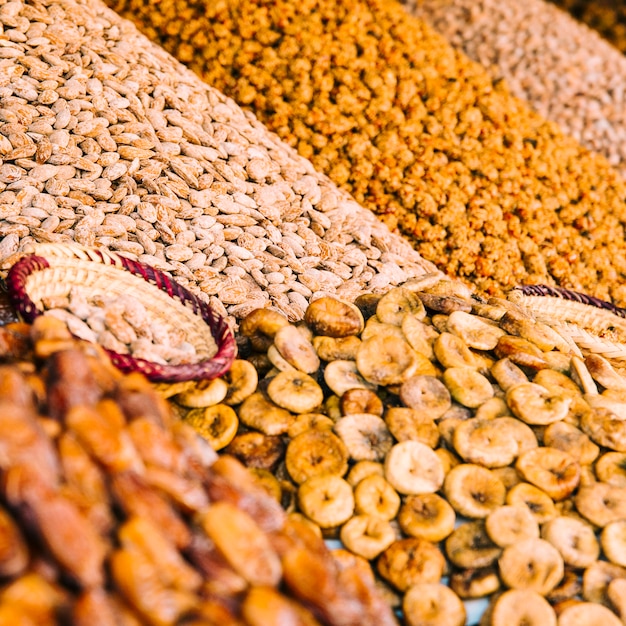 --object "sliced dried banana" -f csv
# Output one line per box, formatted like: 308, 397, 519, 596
447, 310, 506, 351
498, 538, 564, 595
595, 452, 626, 487
571, 355, 599, 395
223, 359, 258, 406
557, 602, 623, 626
357, 335, 431, 386
304, 296, 364, 338
323, 359, 377, 397
443, 367, 494, 408
543, 421, 599, 466
398, 493, 456, 543
284, 429, 348, 485
340, 388, 384, 417
453, 417, 525, 468
354, 474, 401, 521
506, 382, 572, 425
183, 404, 238, 451
542, 516, 600, 568
239, 308, 289, 352
399, 375, 451, 421
489, 589, 557, 626
238, 391, 294, 436
490, 358, 529, 391
498, 312, 566, 352
585, 354, 626, 391
385, 407, 439, 448
297, 474, 354, 528
516, 447, 581, 501
403, 583, 466, 626
266, 370, 324, 414
433, 332, 477, 369
339, 514, 396, 560
485, 505, 540, 548
506, 483, 558, 524
273, 324, 320, 374
175, 377, 228, 408
312, 335, 361, 362
377, 537, 446, 592
445, 520, 502, 569
443, 463, 506, 518
266, 344, 298, 373
376, 287, 426, 326
333, 413, 393, 462
384, 441, 445, 495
